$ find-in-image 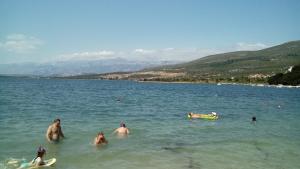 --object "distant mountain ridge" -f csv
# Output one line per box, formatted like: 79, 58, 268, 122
0, 59, 179, 76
